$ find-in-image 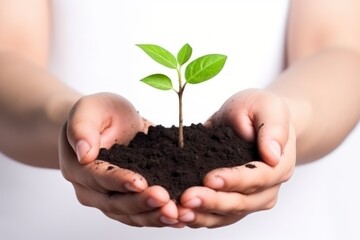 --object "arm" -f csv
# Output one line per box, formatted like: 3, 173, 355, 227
0, 0, 181, 228
268, 0, 360, 164
178, 0, 360, 228
0, 0, 81, 168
